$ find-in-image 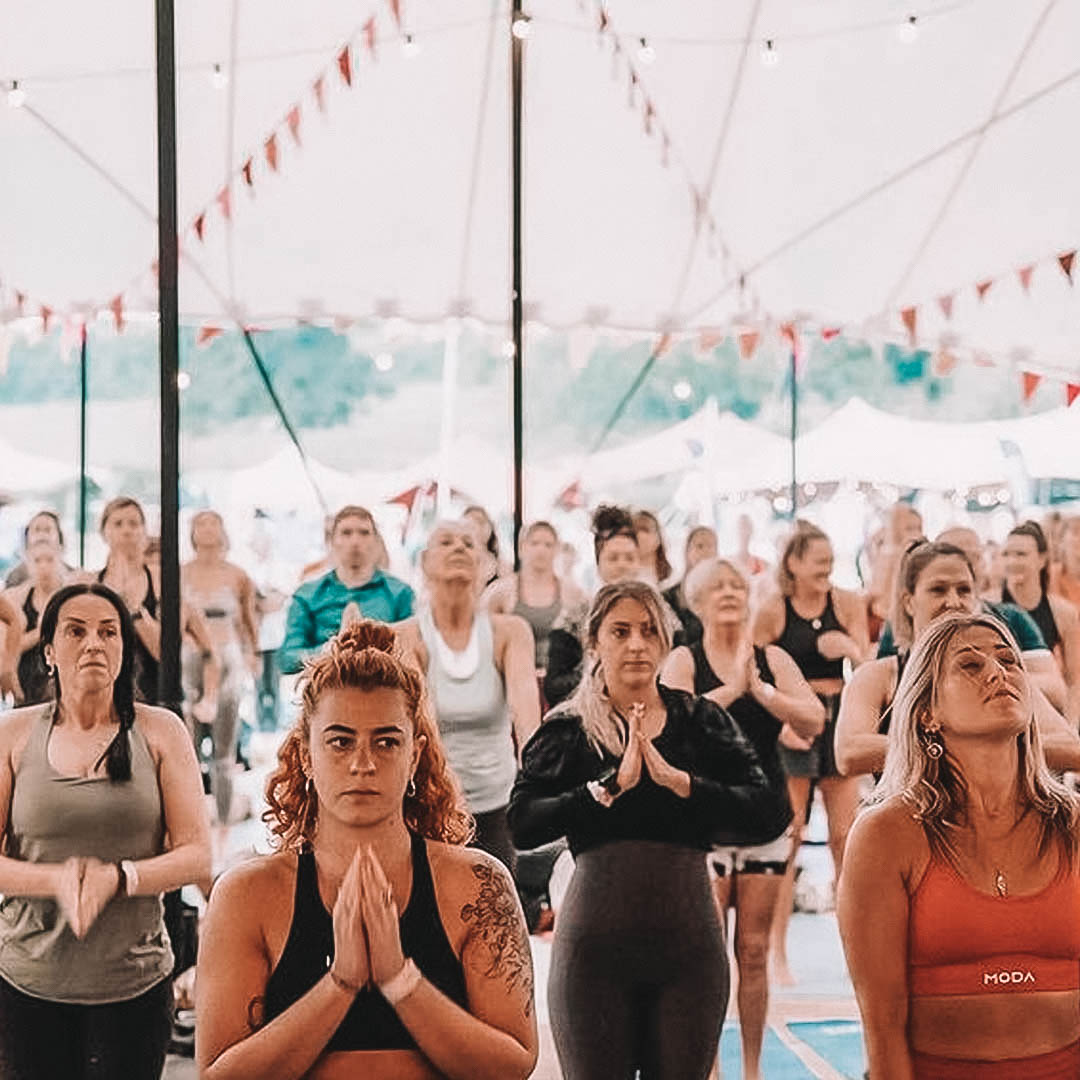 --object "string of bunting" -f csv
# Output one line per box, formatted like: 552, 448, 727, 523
0, 0, 405, 337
